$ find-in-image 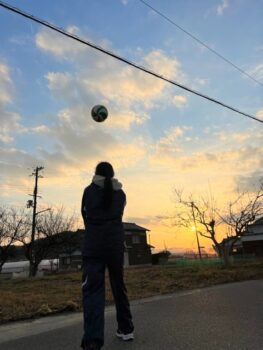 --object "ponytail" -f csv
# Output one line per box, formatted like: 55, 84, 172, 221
103, 176, 113, 210
95, 162, 114, 210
